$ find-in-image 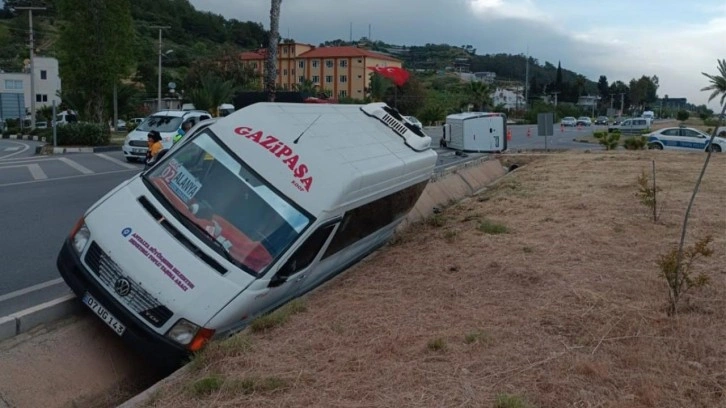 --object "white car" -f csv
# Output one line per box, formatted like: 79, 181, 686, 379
404, 116, 423, 129
122, 110, 212, 162
561, 116, 576, 127
646, 127, 725, 152
576, 116, 592, 127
